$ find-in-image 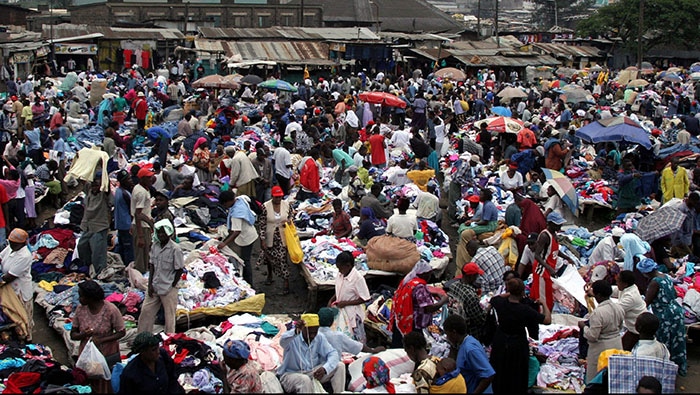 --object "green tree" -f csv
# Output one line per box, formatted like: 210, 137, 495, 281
577, 0, 700, 53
